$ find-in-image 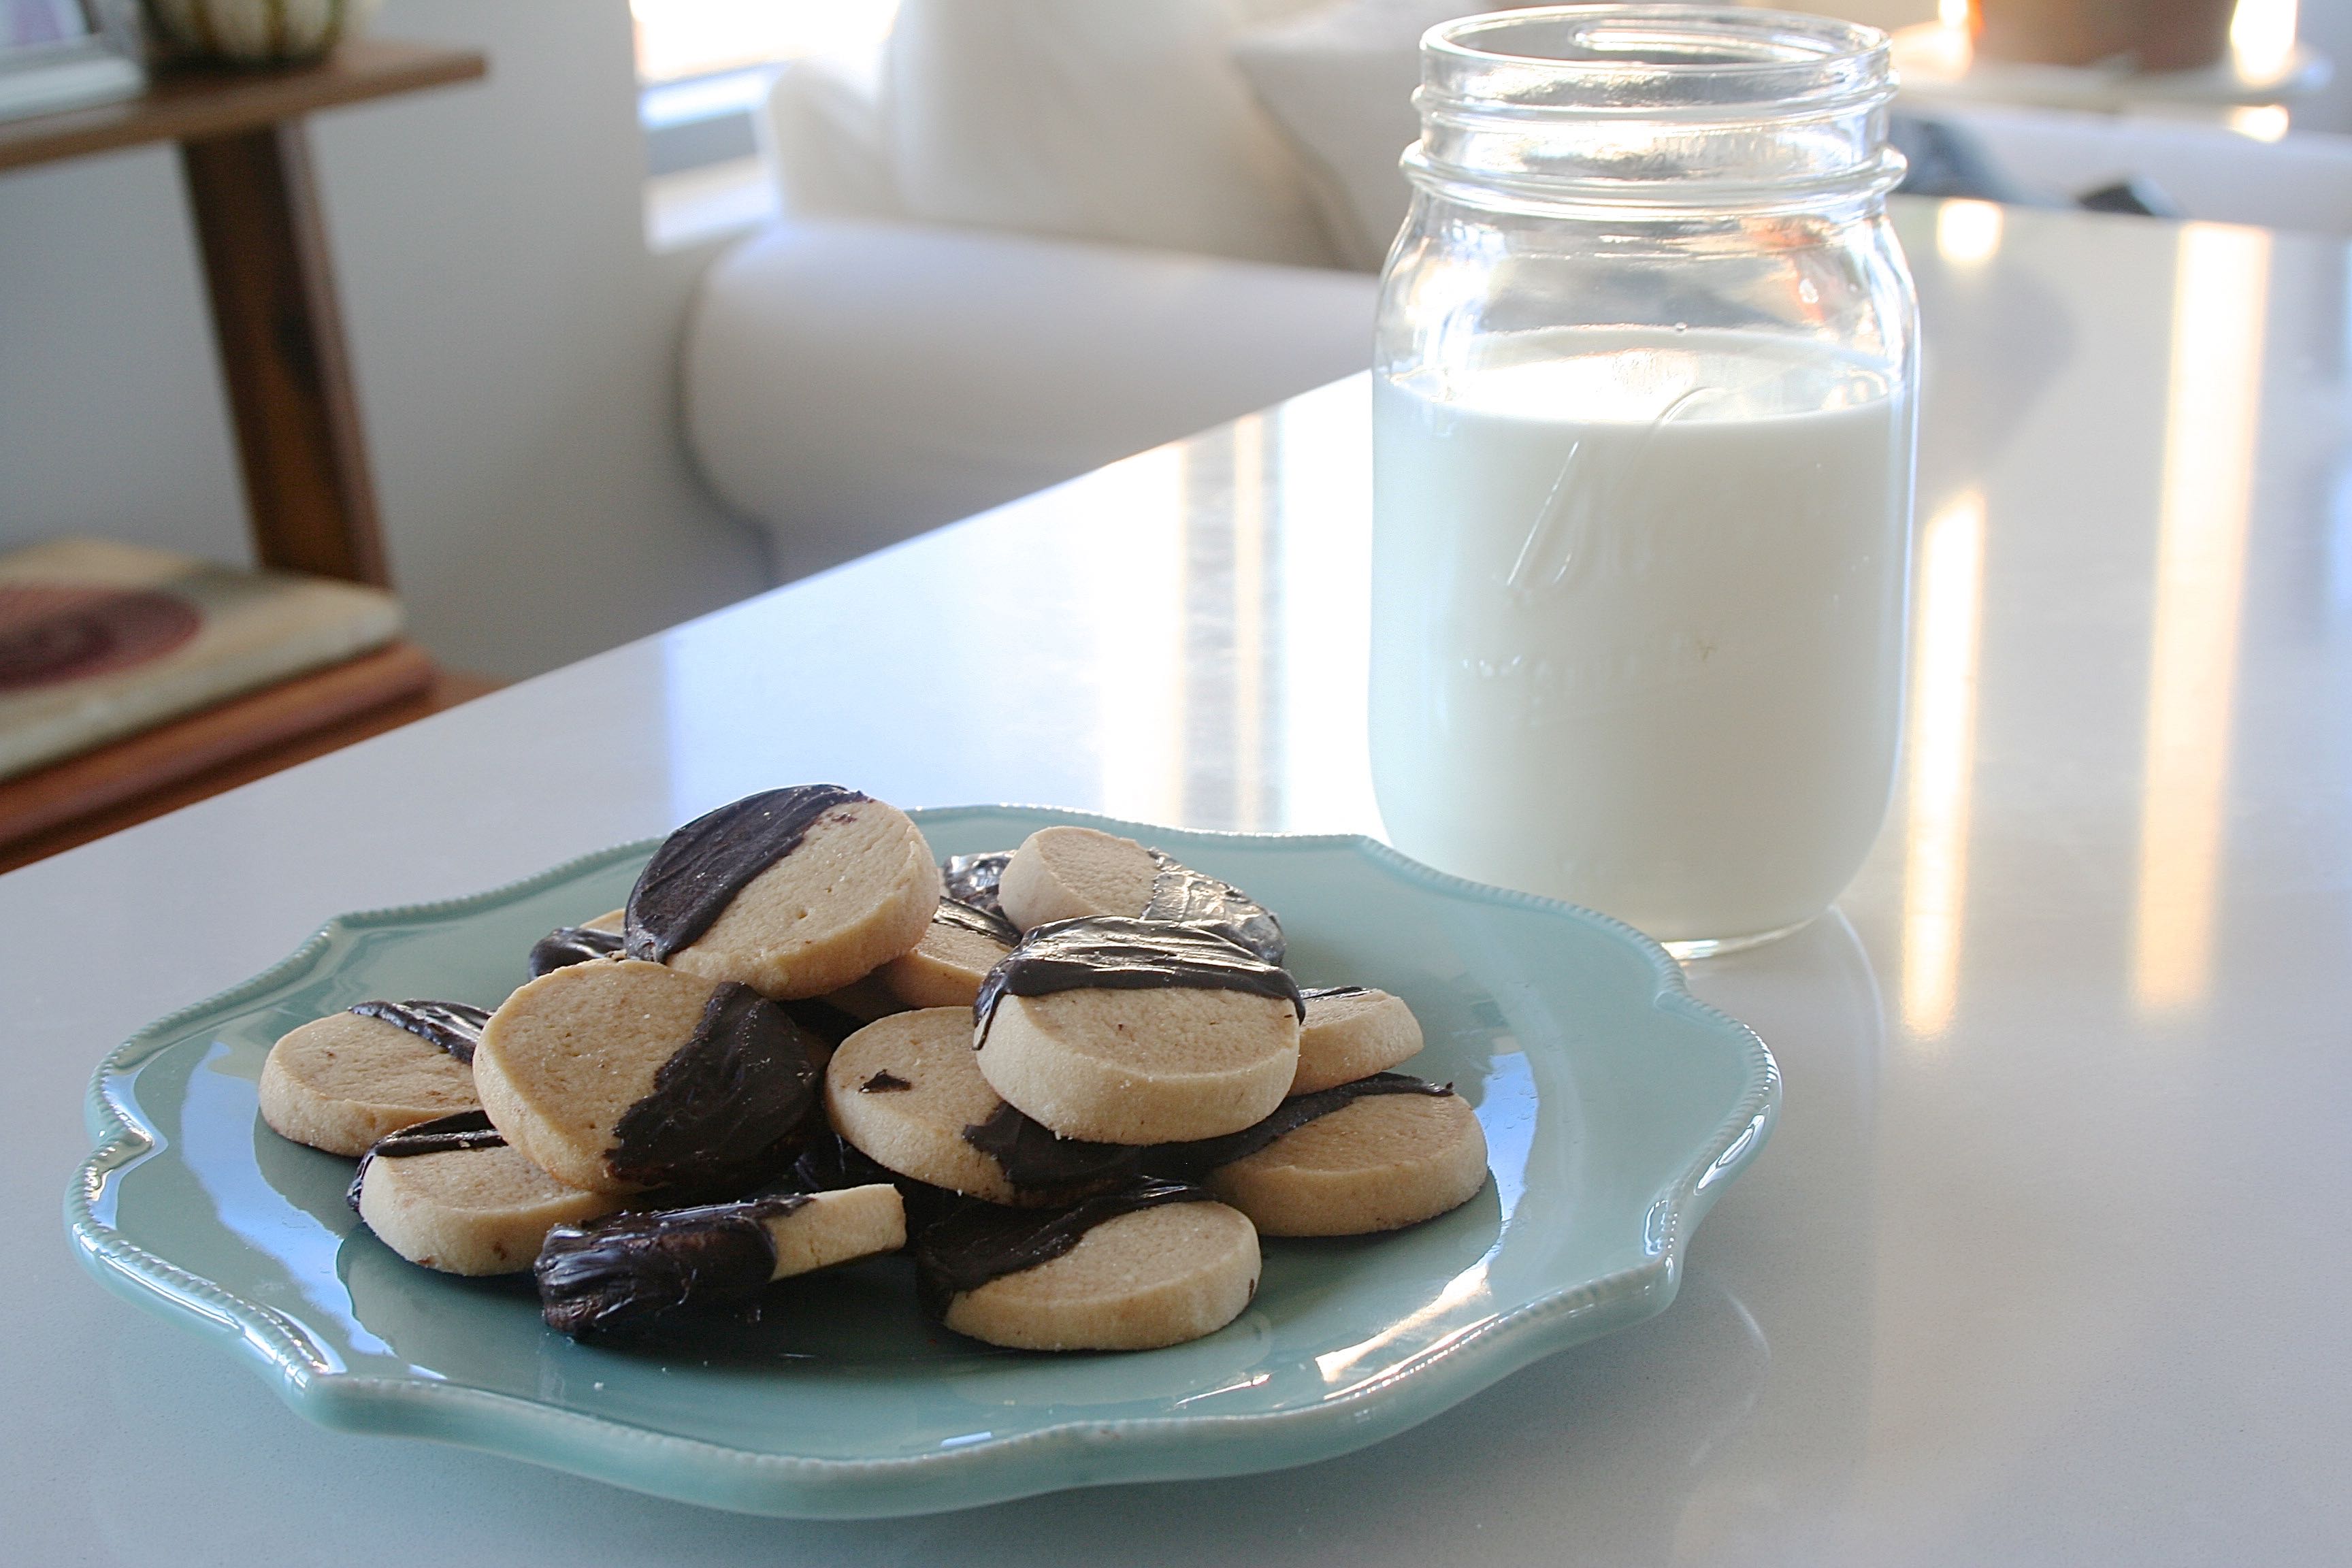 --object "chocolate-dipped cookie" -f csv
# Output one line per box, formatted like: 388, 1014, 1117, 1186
536, 1183, 904, 1337
471, 958, 820, 1195
1291, 985, 1425, 1094
826, 1008, 1139, 1206
527, 908, 626, 977
914, 1179, 1258, 1351
351, 1110, 622, 1275
259, 1000, 490, 1156
624, 785, 939, 1000
1177, 1075, 1489, 1237
973, 917, 1303, 1144
994, 826, 1284, 962
941, 850, 1014, 921
879, 898, 1019, 1010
